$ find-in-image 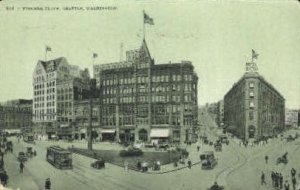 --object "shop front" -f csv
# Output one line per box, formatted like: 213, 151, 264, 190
119, 129, 135, 144
100, 129, 116, 142
150, 128, 170, 145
